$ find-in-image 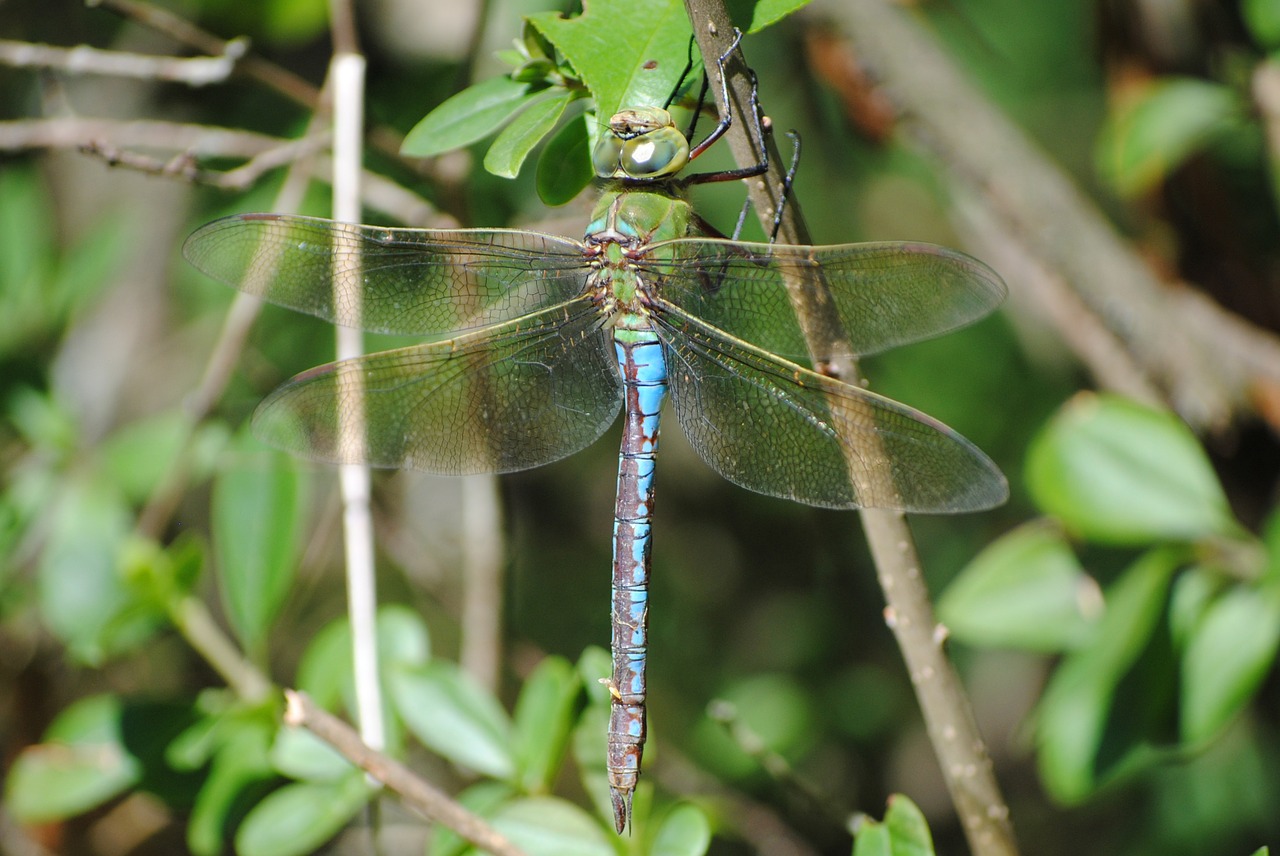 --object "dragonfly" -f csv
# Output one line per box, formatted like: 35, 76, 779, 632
184, 40, 1007, 834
